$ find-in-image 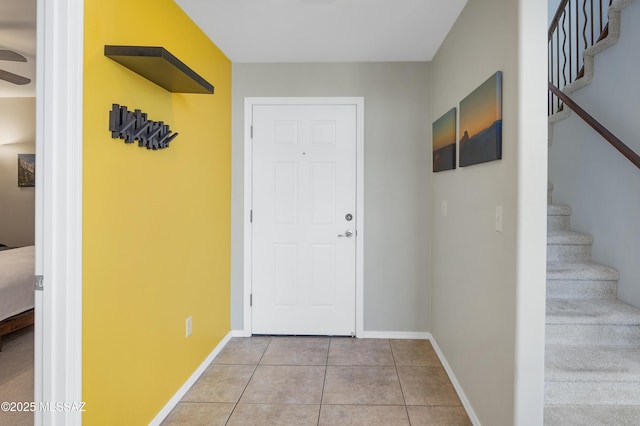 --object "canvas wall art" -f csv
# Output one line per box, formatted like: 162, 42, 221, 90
459, 71, 503, 167
432, 108, 457, 172
18, 154, 35, 187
